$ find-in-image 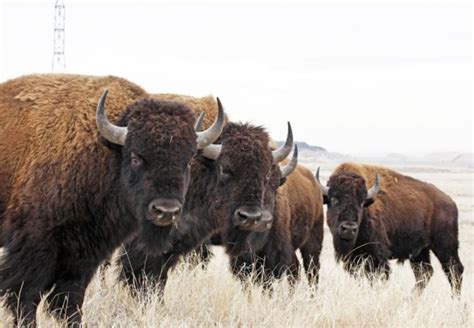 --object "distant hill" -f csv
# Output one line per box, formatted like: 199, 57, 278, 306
275, 141, 327, 153
424, 152, 473, 167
